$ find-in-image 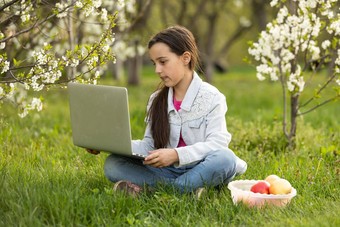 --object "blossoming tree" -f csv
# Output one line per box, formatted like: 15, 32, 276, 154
248, 0, 340, 146
0, 0, 133, 118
